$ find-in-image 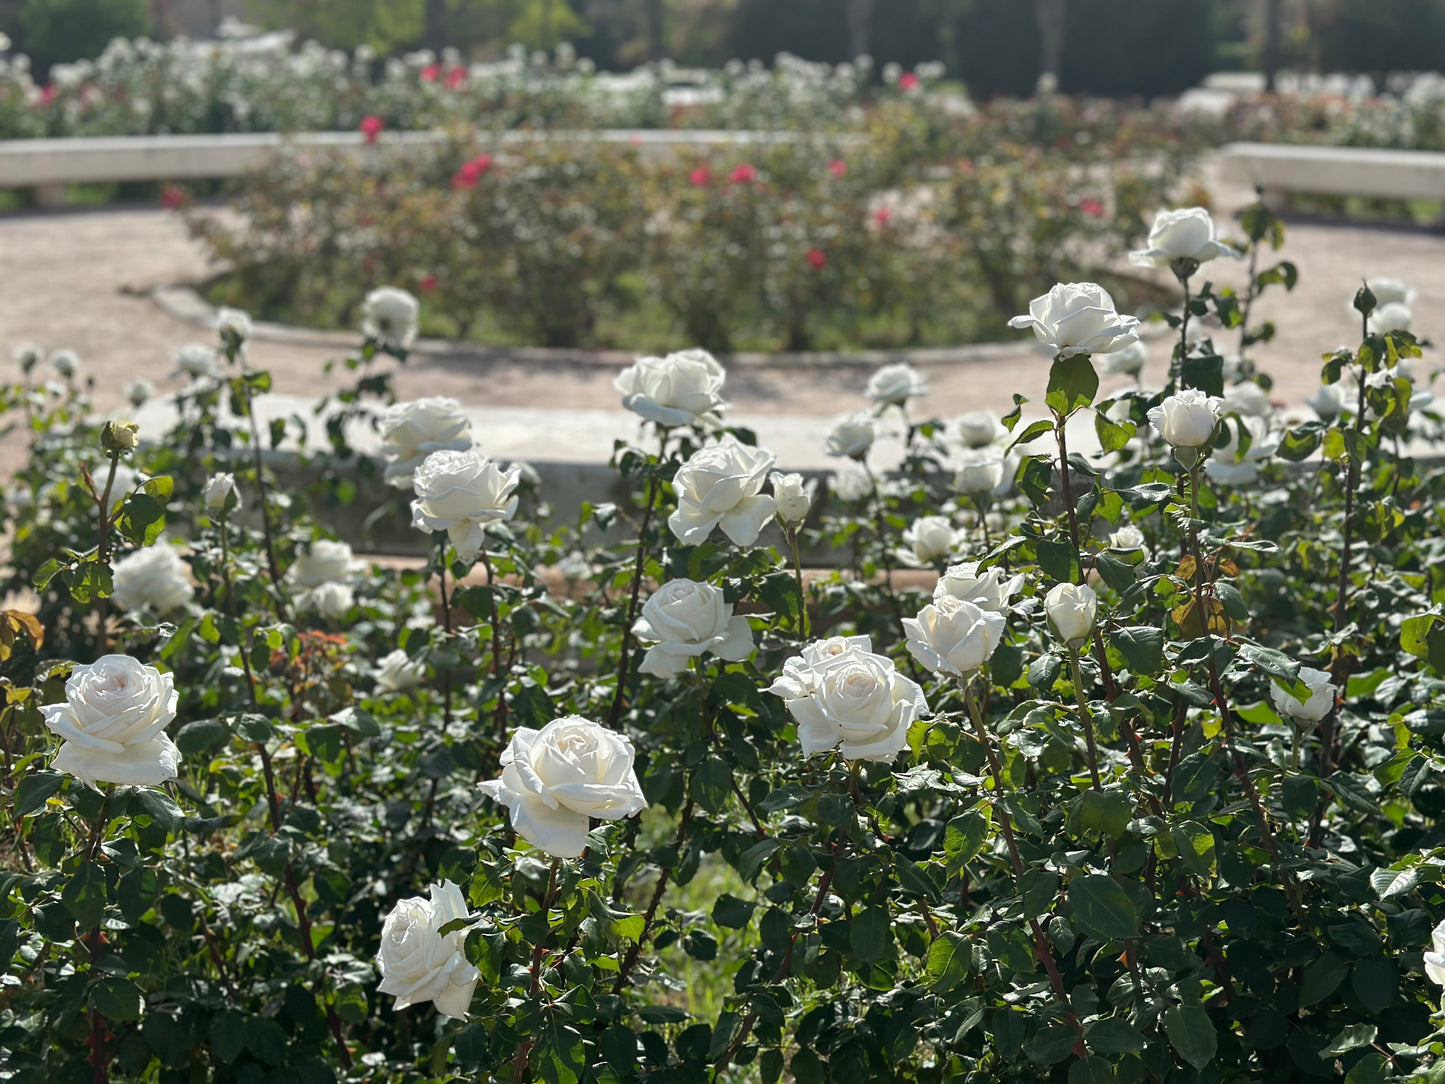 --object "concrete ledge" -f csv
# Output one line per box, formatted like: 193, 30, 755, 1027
1218, 141, 1445, 203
